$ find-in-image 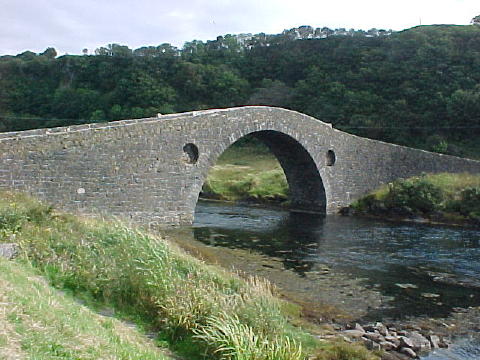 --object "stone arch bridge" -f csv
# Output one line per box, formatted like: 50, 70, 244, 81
1, 107, 479, 225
